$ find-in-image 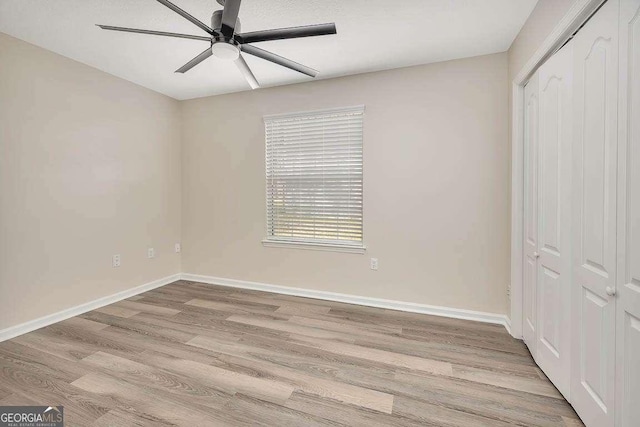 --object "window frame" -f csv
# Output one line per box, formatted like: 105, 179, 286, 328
262, 105, 365, 254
